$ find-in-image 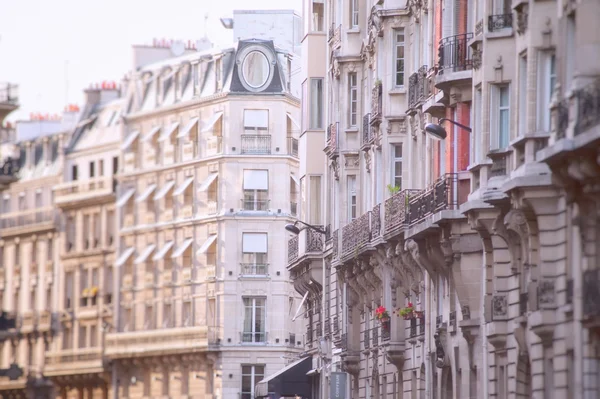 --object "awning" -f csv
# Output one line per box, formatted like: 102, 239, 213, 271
173, 176, 194, 196
254, 356, 311, 398
135, 184, 157, 203
158, 122, 180, 142
142, 126, 161, 142
243, 170, 269, 190
134, 244, 156, 264
116, 188, 136, 208
177, 117, 199, 138
197, 173, 218, 192
172, 238, 193, 258
287, 112, 300, 130
121, 131, 140, 151
153, 180, 176, 200
290, 174, 300, 187
115, 247, 135, 267
242, 233, 268, 253
201, 111, 223, 133
152, 241, 174, 261
196, 235, 217, 255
